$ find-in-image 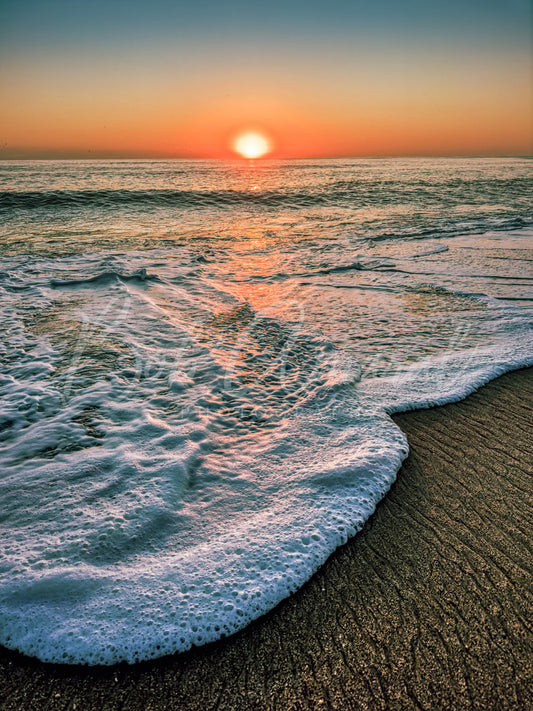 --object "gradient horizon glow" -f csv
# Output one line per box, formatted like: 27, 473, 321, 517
1, 0, 532, 159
